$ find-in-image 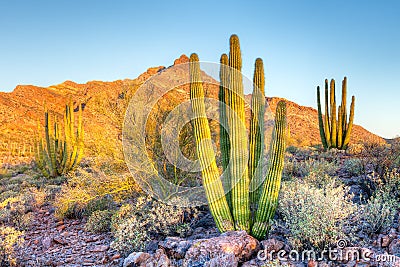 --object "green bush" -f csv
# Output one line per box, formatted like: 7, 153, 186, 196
343, 158, 364, 177
85, 210, 113, 233
358, 141, 400, 178
111, 196, 200, 256
361, 189, 398, 234
0, 226, 24, 266
0, 193, 35, 230
283, 158, 338, 180
278, 180, 356, 249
